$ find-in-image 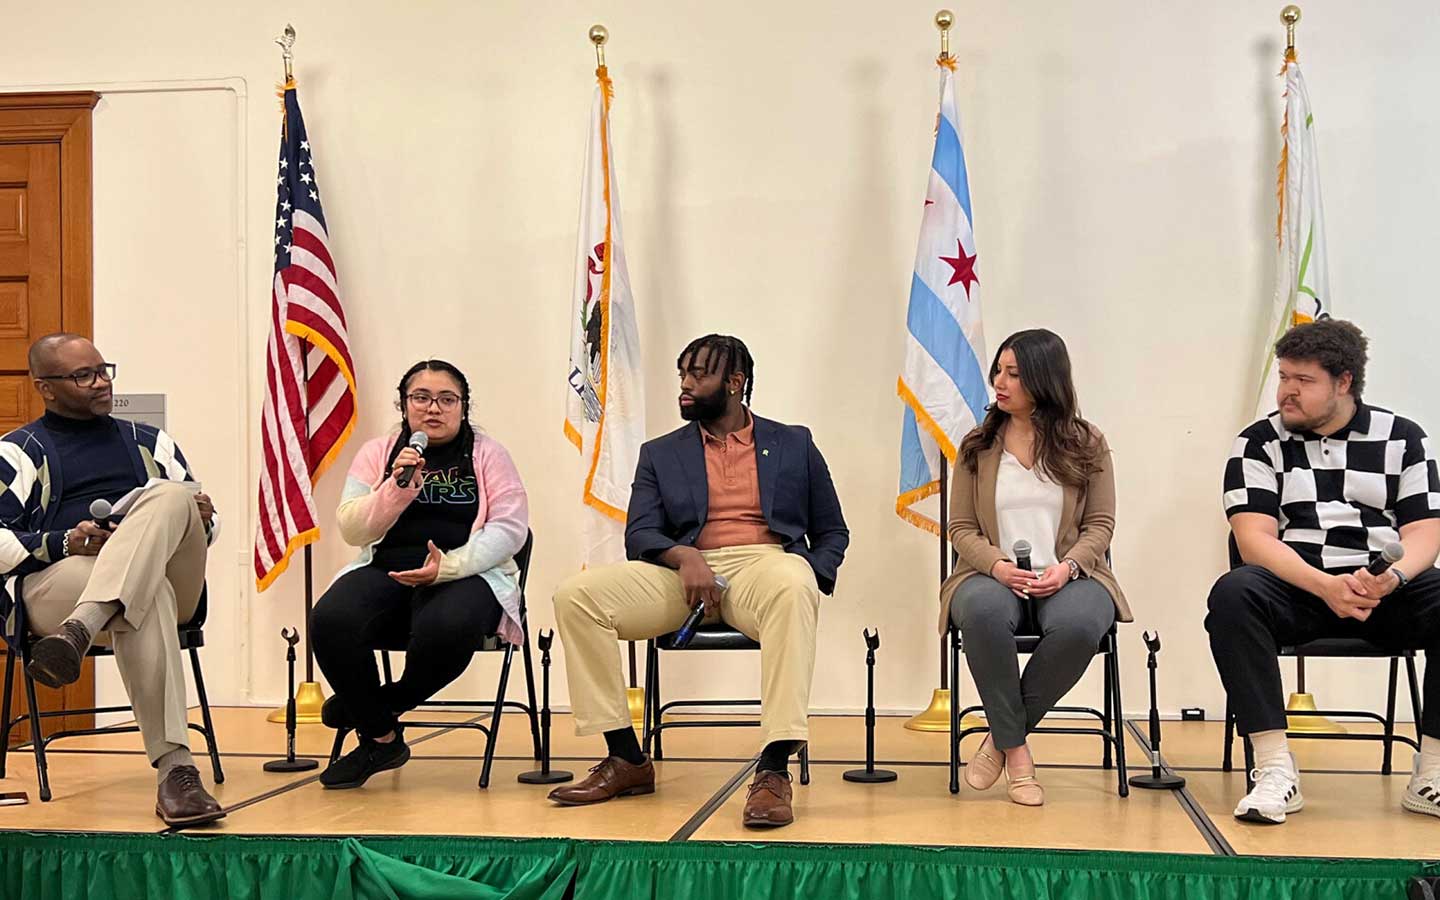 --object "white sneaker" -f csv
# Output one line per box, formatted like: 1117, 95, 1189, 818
1402, 756, 1440, 820
1233, 753, 1303, 825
